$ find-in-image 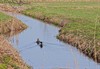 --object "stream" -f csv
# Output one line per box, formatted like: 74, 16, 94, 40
9, 14, 100, 69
